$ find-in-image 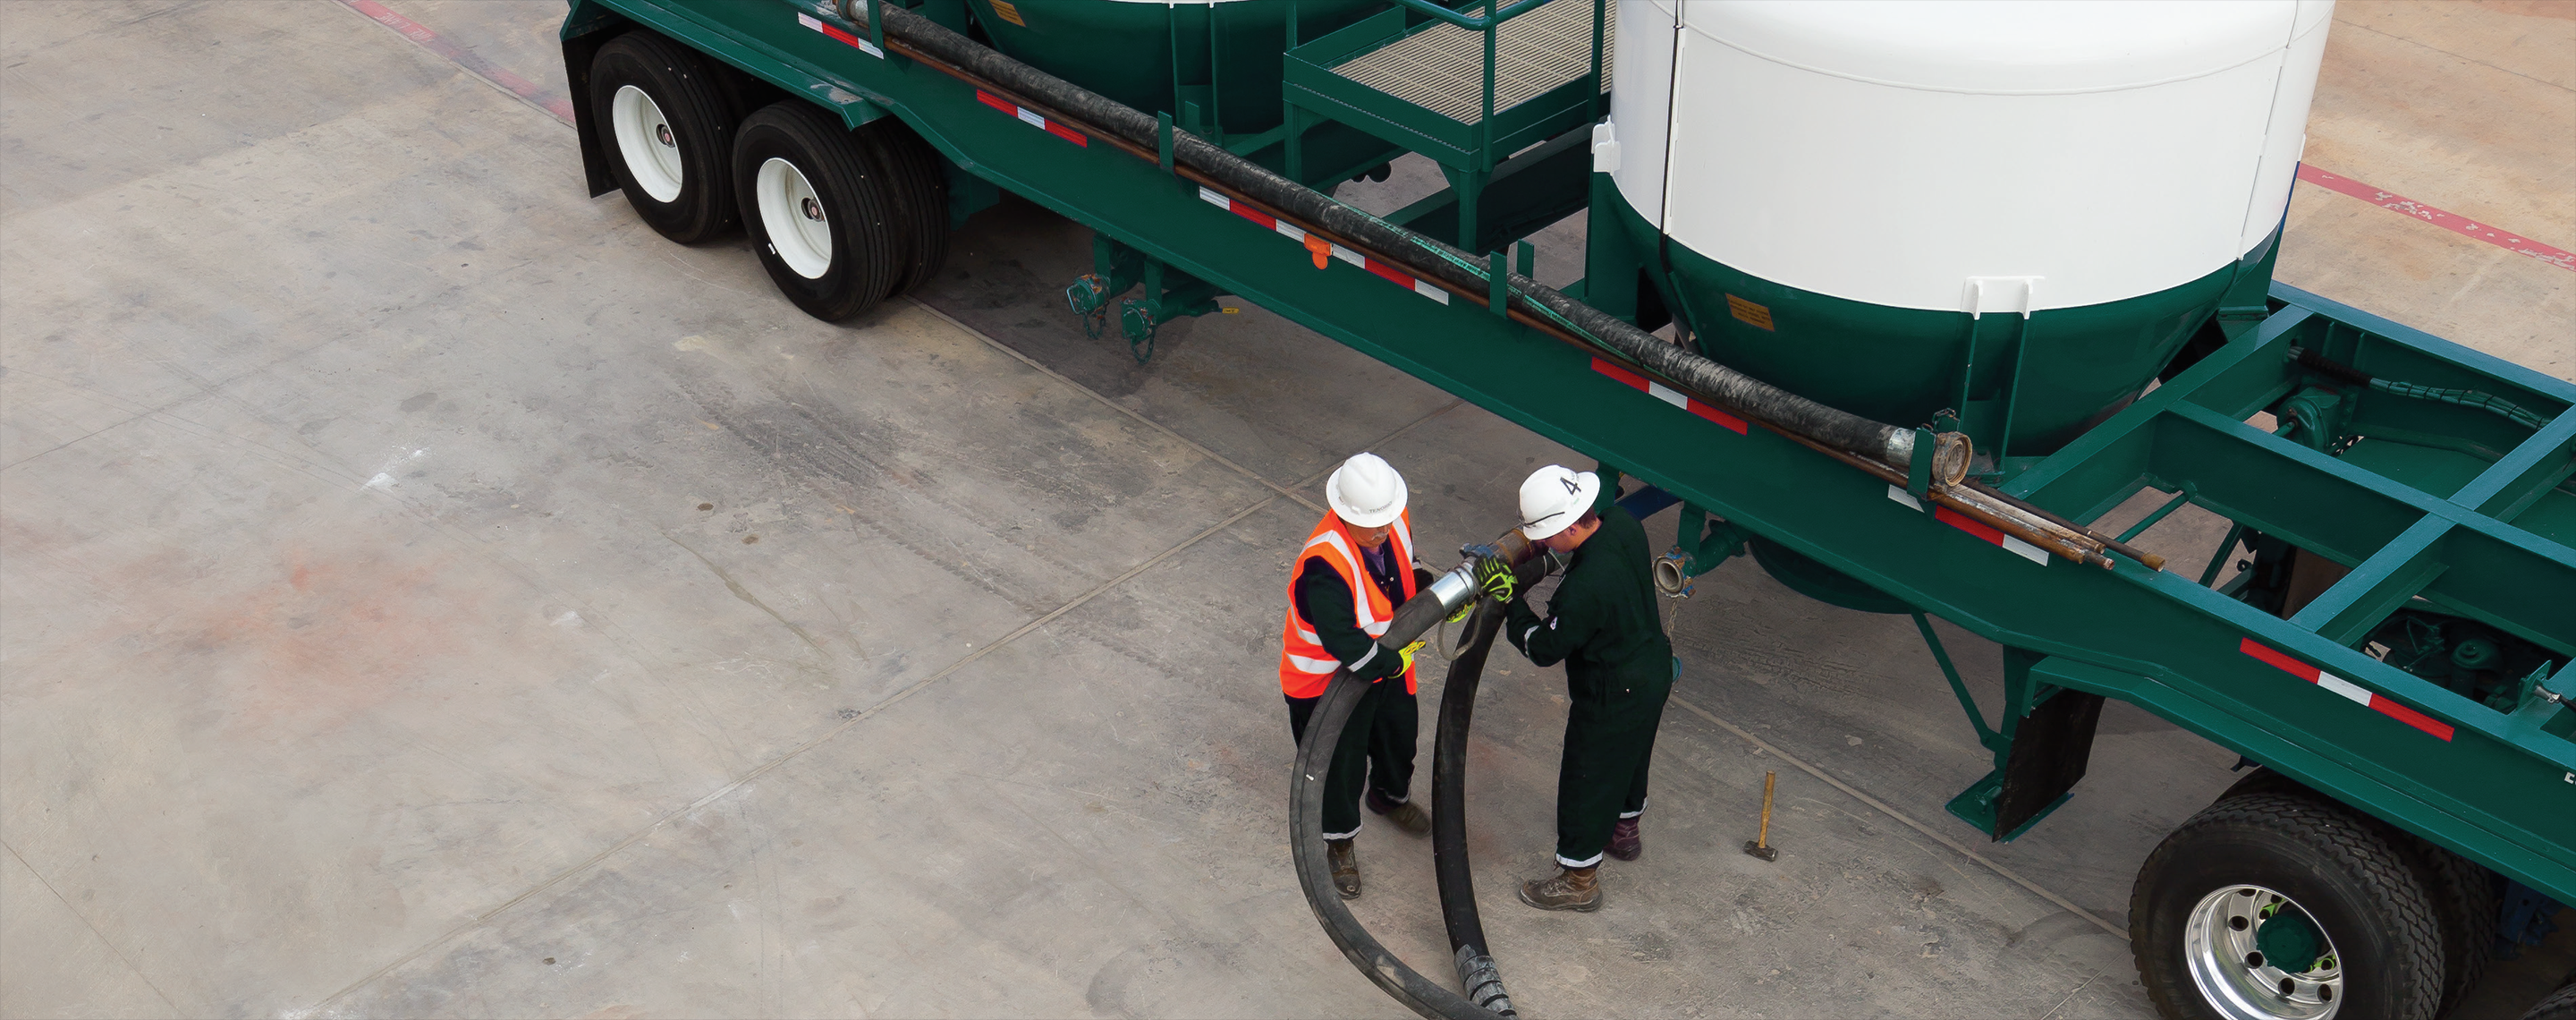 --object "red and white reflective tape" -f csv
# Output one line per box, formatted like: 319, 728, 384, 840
797, 13, 884, 58
976, 90, 1086, 147
1885, 486, 2050, 565
1197, 187, 1450, 304
1589, 357, 1748, 434
2240, 637, 2456, 742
